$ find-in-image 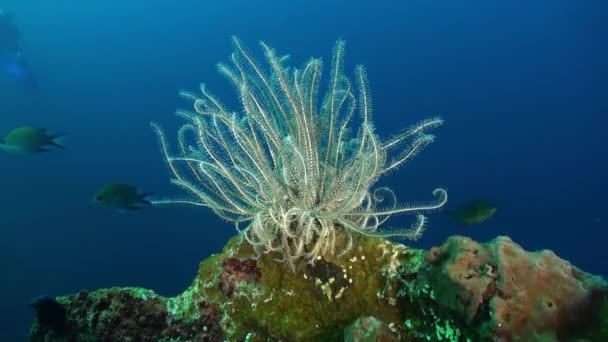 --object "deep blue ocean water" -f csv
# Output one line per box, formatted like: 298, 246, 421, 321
0, 1, 604, 340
